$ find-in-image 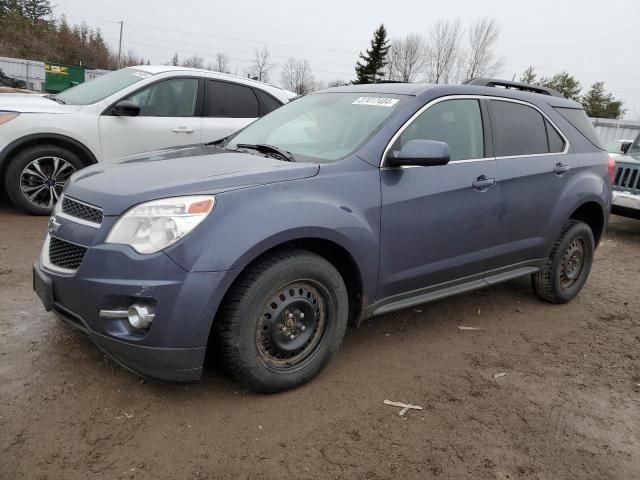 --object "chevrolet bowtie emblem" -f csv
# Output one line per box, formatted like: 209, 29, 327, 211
48, 216, 61, 234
